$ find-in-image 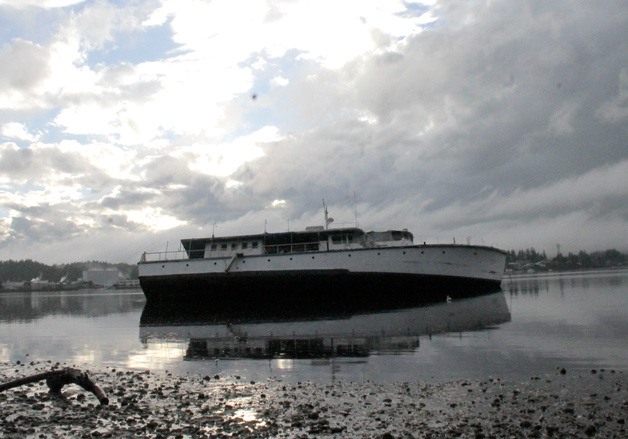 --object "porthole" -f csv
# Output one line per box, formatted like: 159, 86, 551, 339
403, 251, 406, 255
442, 251, 446, 254
377, 252, 381, 256
348, 254, 352, 257
161, 265, 165, 268
186, 263, 189, 267
268, 259, 271, 262
312, 256, 315, 259
290, 257, 293, 261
